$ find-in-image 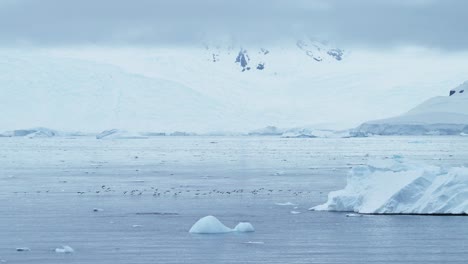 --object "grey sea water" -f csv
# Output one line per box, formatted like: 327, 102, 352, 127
0, 136, 467, 263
